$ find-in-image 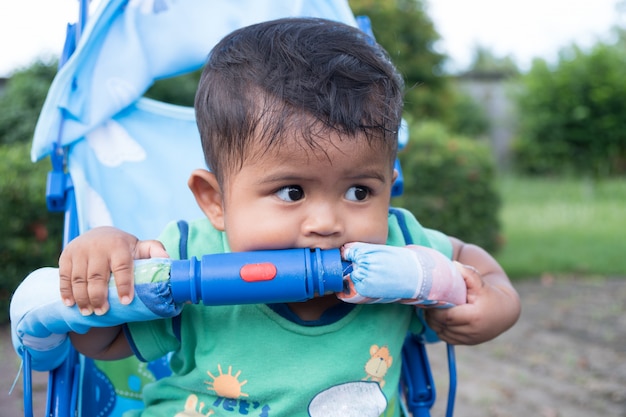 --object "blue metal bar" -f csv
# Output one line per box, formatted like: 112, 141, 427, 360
34, 2, 91, 416
22, 353, 33, 417
446, 343, 457, 417
401, 334, 435, 416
